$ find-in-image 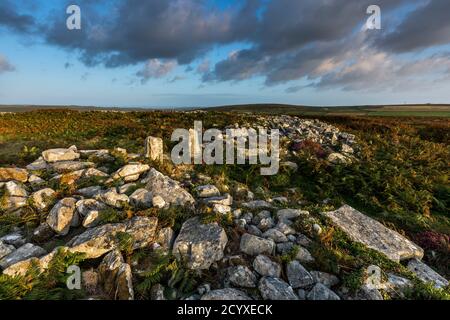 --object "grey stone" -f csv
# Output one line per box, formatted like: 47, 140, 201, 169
76, 186, 104, 198
307, 283, 340, 300
42, 146, 80, 163
156, 227, 175, 250
253, 255, 281, 278
323, 205, 423, 262
144, 136, 163, 162
286, 261, 314, 289
0, 243, 46, 269
242, 200, 272, 210
258, 217, 275, 232
98, 250, 134, 300
258, 277, 298, 300
277, 209, 308, 222
195, 185, 220, 198
0, 241, 15, 260
310, 271, 339, 288
201, 288, 252, 300
51, 161, 94, 173
173, 217, 228, 270
129, 188, 153, 208
95, 188, 129, 208
240, 233, 275, 256
112, 164, 150, 181
46, 198, 78, 235
32, 223, 55, 243
5, 181, 27, 197
262, 228, 288, 243
407, 259, 449, 289
227, 265, 257, 288
295, 246, 315, 264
